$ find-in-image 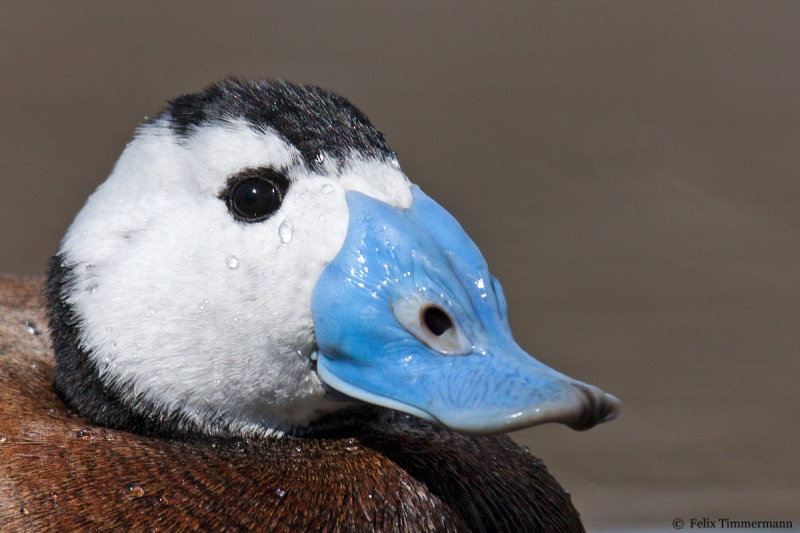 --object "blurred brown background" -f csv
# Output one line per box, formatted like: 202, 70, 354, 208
2, 2, 798, 530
